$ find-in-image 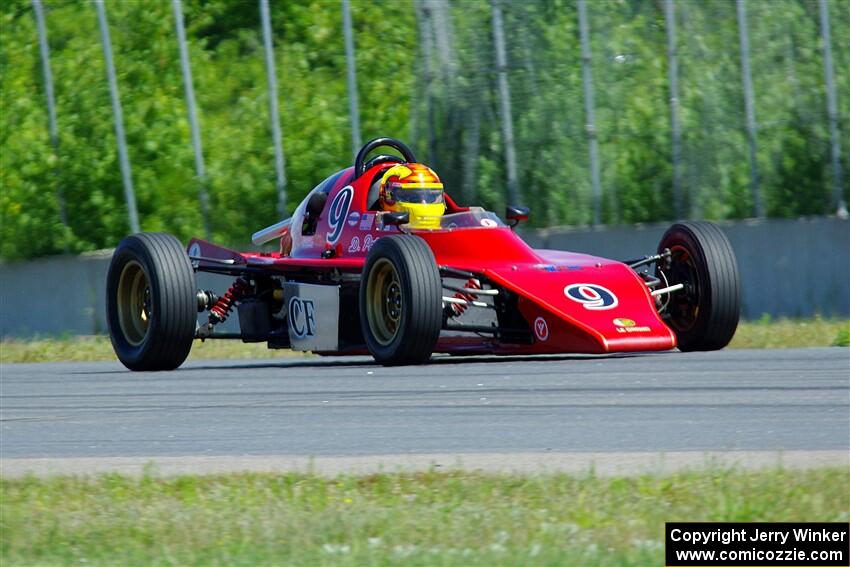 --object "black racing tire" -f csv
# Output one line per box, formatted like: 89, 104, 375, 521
359, 235, 442, 365
106, 233, 197, 370
657, 221, 741, 351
